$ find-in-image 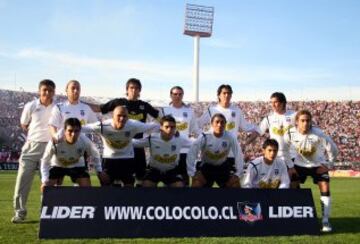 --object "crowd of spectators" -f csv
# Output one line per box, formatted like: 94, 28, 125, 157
1, 89, 359, 169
